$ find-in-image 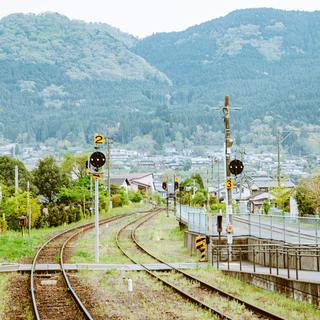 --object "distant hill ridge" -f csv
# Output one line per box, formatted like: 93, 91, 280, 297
0, 9, 318, 154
